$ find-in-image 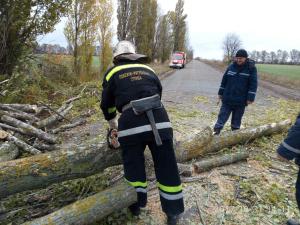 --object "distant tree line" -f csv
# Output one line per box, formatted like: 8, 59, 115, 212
35, 44, 101, 56
0, 0, 193, 79
249, 50, 300, 65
